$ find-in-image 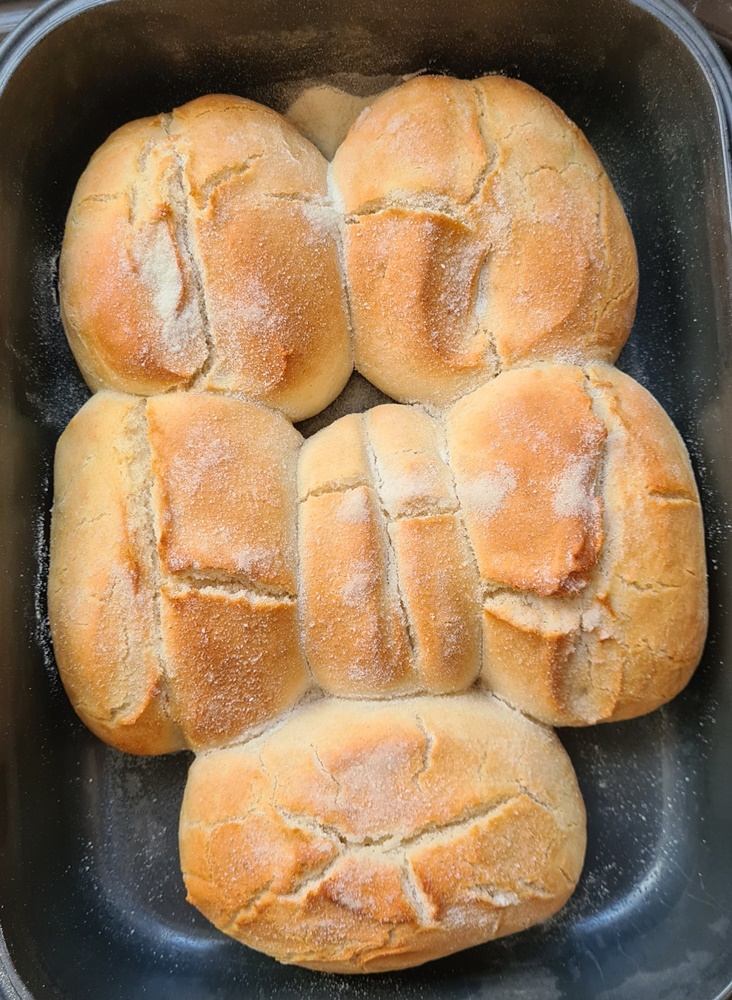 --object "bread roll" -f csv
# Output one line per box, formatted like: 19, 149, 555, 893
331, 75, 638, 405
59, 95, 352, 420
297, 405, 482, 696
48, 391, 308, 753
179, 694, 586, 972
447, 364, 708, 725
